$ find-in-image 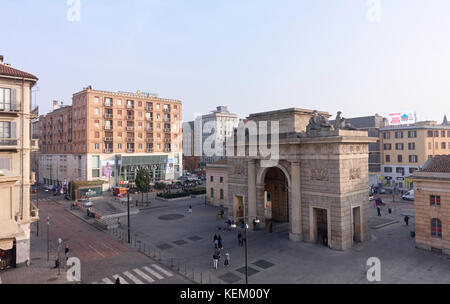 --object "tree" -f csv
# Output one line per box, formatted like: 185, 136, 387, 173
135, 168, 151, 205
